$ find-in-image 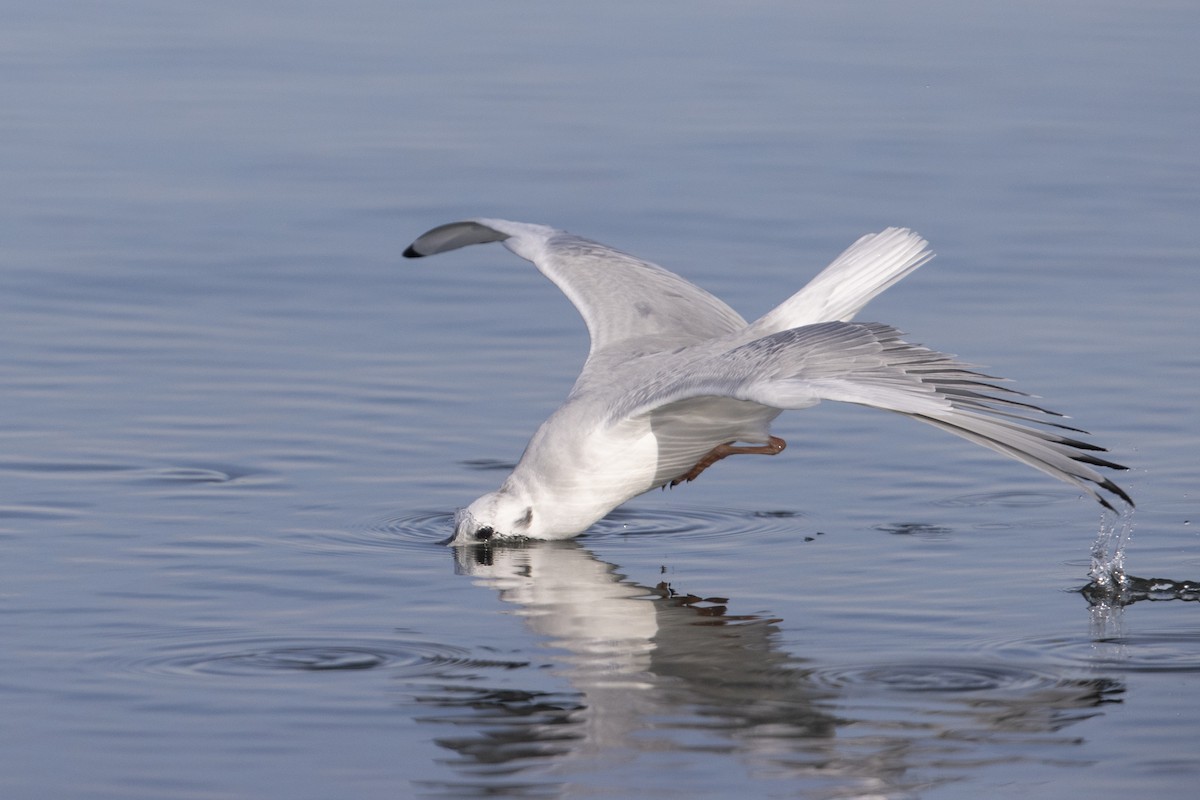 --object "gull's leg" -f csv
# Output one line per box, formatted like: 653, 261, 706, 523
671, 436, 787, 486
